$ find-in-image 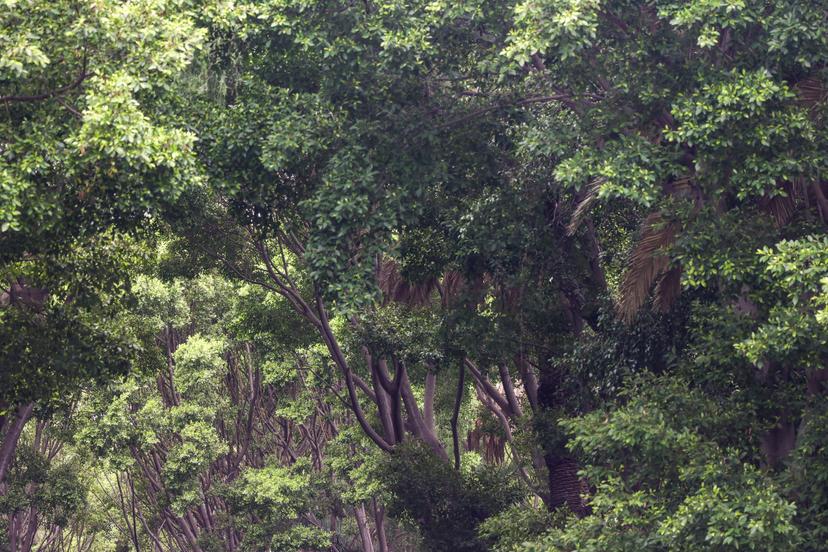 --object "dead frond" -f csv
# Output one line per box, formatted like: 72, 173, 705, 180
764, 193, 796, 227
653, 266, 682, 313
794, 77, 827, 110
758, 180, 813, 228
618, 213, 679, 322
662, 174, 695, 199
440, 270, 465, 307
378, 259, 437, 307
567, 178, 604, 236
